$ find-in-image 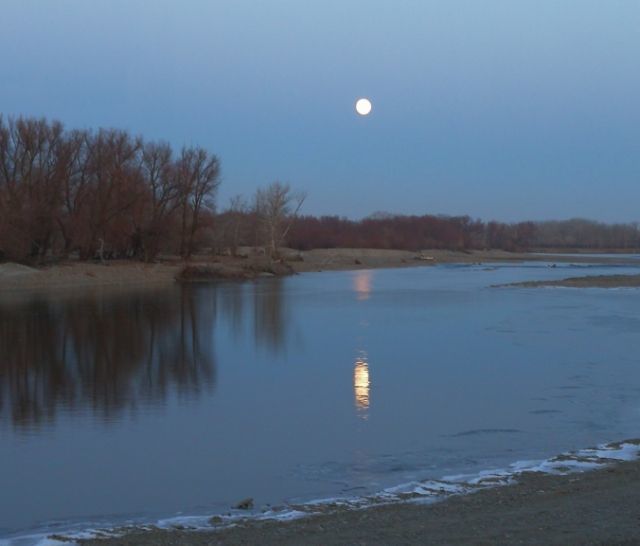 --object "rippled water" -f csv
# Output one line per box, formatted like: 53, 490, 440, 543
2, 262, 640, 540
